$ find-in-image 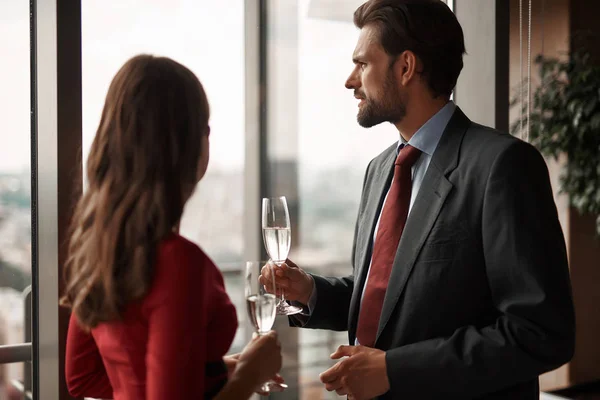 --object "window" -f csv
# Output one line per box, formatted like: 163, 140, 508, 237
267, 0, 396, 397
0, 1, 32, 398
81, 0, 248, 352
